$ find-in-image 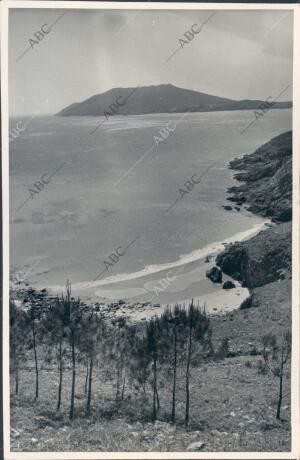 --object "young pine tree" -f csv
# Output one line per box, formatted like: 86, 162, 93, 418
160, 305, 187, 424
79, 311, 104, 415
262, 330, 291, 420
9, 299, 29, 395
183, 300, 212, 428
60, 280, 82, 420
